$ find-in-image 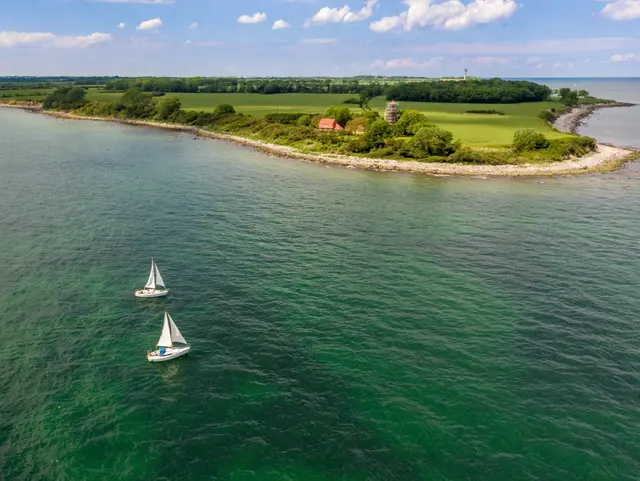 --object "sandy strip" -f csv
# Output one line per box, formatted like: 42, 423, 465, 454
2, 103, 636, 177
